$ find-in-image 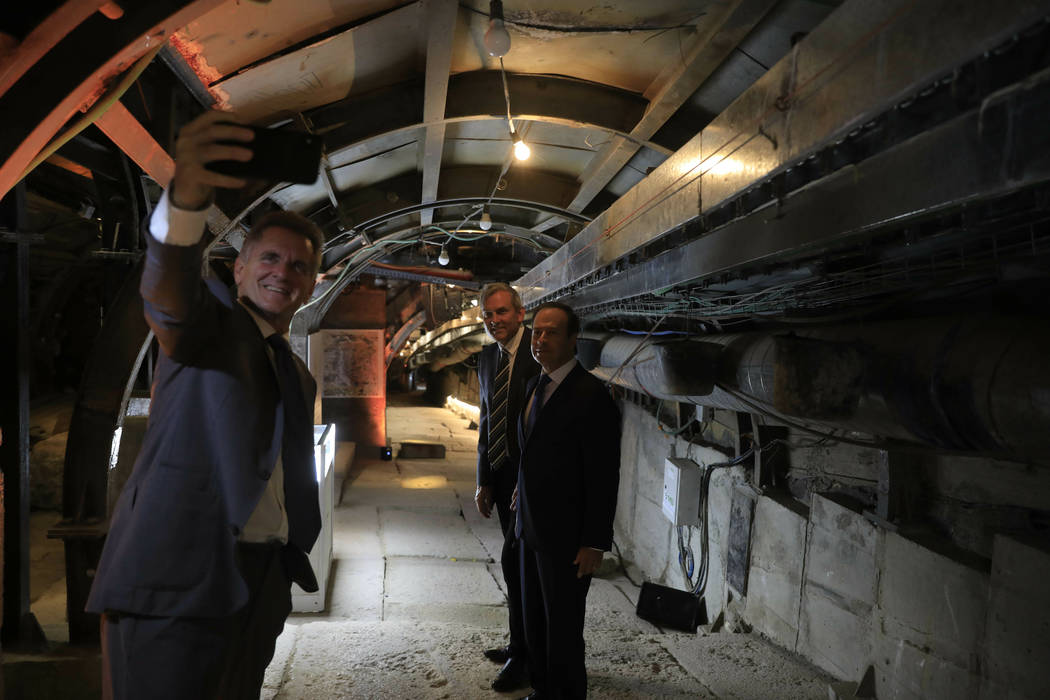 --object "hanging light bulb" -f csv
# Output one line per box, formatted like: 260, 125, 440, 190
479, 207, 492, 230
484, 0, 511, 57
437, 244, 450, 266
513, 134, 530, 161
